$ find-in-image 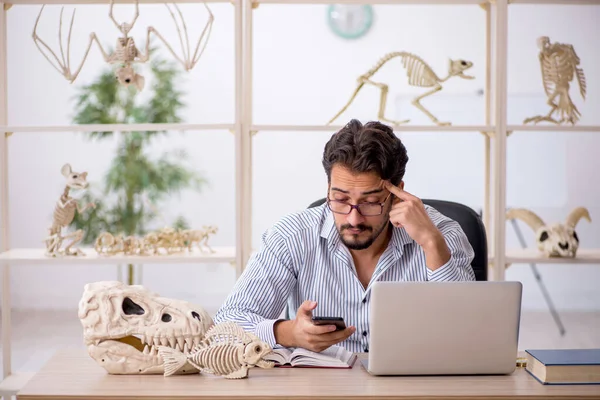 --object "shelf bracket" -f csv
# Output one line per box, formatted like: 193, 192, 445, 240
3, 3, 12, 11
4, 132, 13, 138
250, 130, 258, 137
